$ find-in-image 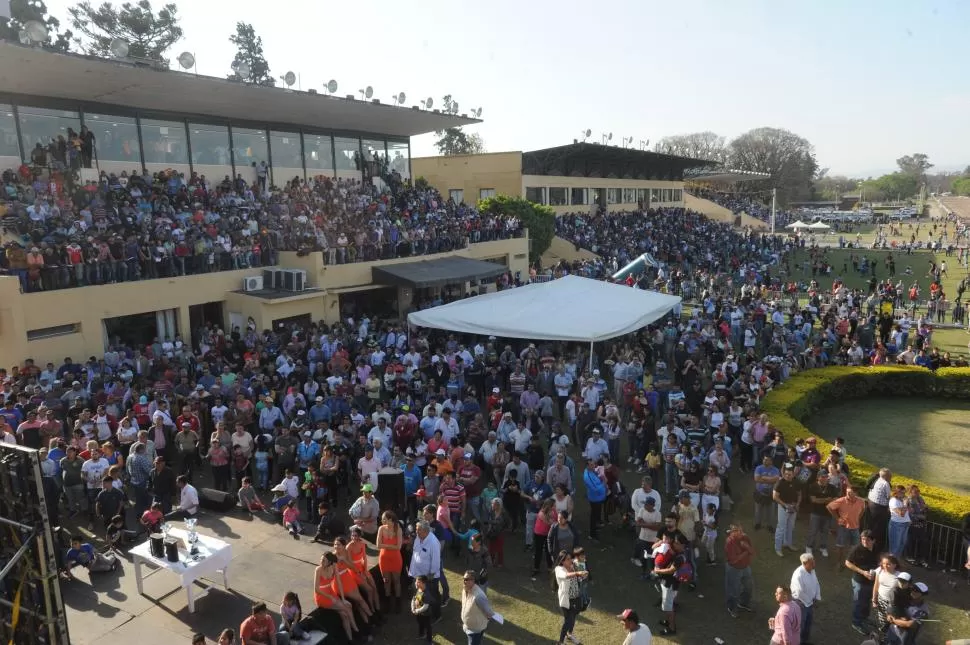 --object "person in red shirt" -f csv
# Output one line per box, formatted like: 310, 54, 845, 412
139, 502, 164, 534
239, 602, 279, 645
176, 405, 201, 435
